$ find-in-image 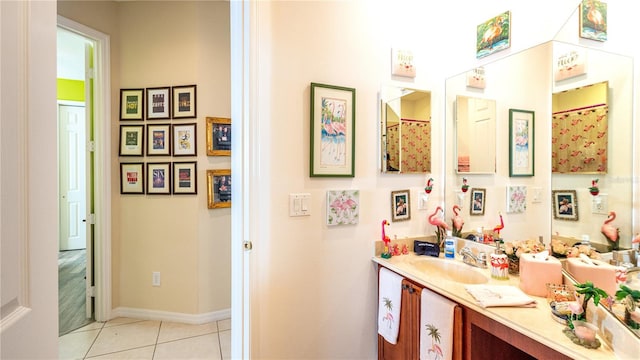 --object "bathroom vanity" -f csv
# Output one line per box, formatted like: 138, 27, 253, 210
373, 246, 638, 359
